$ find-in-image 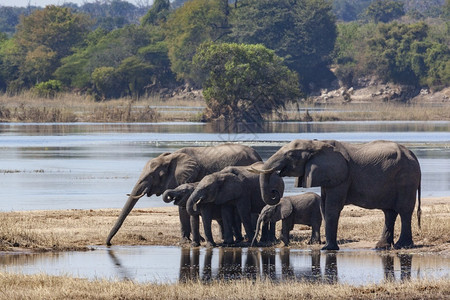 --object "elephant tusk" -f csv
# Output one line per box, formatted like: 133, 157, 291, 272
126, 187, 148, 200
193, 198, 203, 211
248, 166, 276, 174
